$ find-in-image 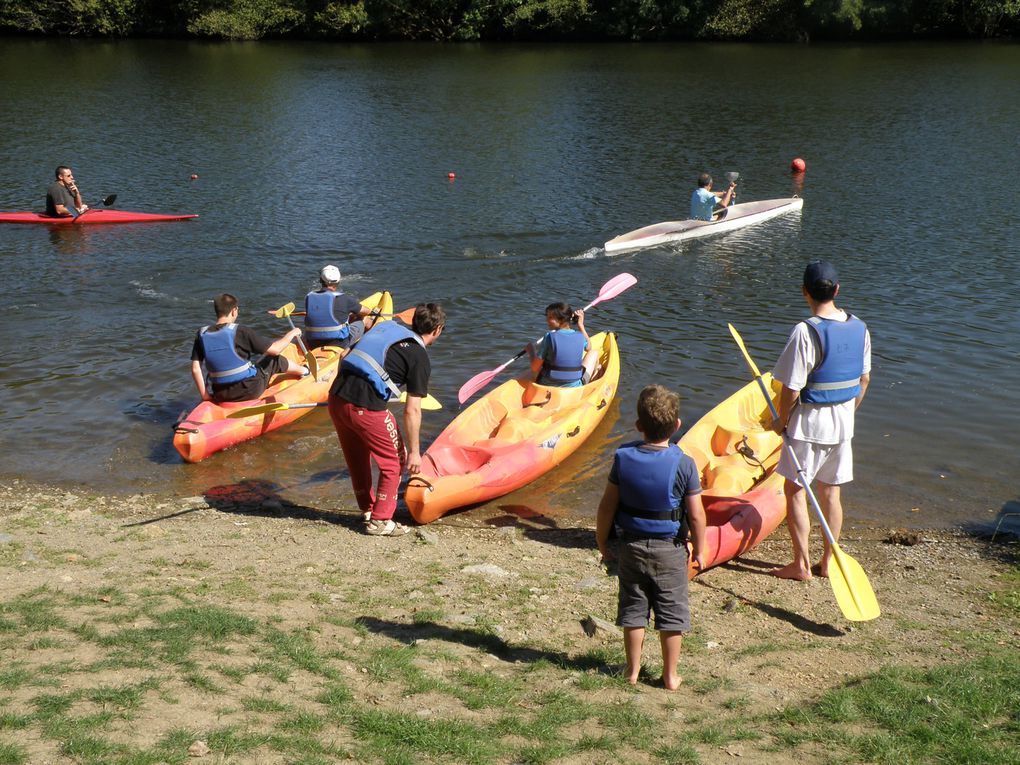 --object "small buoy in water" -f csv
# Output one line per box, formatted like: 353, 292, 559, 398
447, 172, 456, 180
790, 157, 806, 173
190, 173, 199, 180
